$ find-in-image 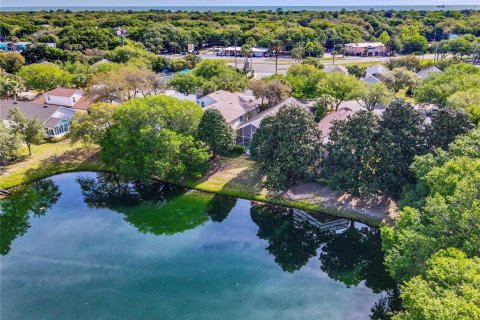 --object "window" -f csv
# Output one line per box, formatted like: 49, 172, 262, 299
72, 97, 76, 103
47, 96, 50, 101
239, 115, 245, 122
200, 101, 205, 108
